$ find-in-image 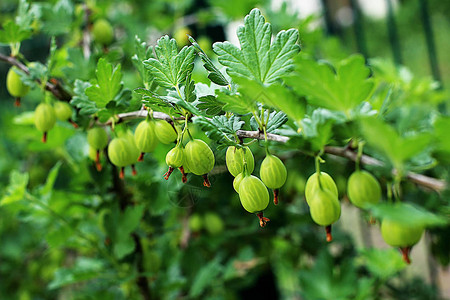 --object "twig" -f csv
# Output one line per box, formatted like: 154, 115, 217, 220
0, 54, 445, 193
0, 53, 72, 101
